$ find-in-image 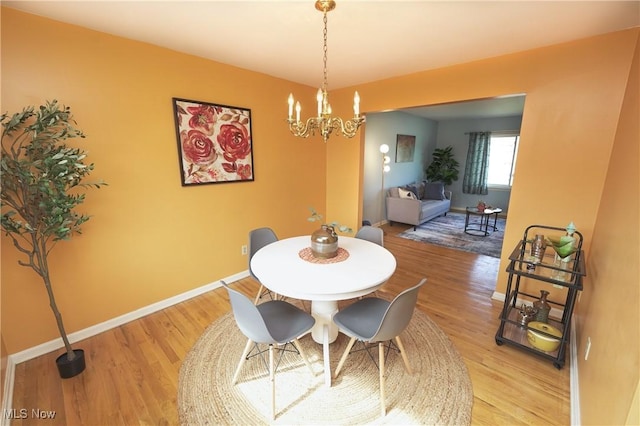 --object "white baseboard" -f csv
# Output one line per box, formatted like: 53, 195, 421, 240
1, 270, 249, 420
492, 291, 580, 423
9, 270, 248, 364
570, 320, 581, 425
1, 356, 15, 426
